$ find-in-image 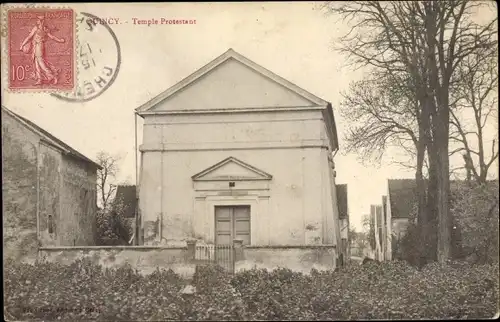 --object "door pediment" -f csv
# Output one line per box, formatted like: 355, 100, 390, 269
192, 157, 272, 182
